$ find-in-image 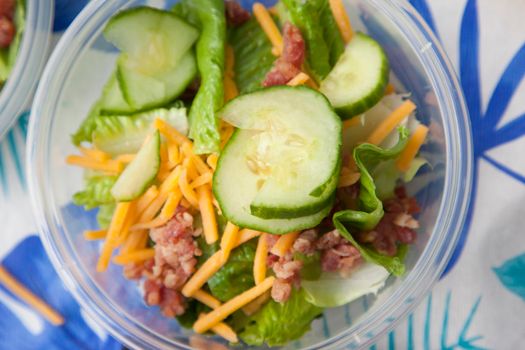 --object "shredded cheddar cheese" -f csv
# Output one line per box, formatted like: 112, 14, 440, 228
135, 186, 159, 216
114, 153, 135, 163
385, 83, 395, 95
193, 290, 222, 309
155, 118, 191, 146
193, 277, 275, 333
338, 171, 361, 187
191, 172, 213, 188
66, 155, 123, 175
270, 231, 299, 257
287, 72, 312, 87
0, 266, 65, 325
253, 3, 283, 56
197, 185, 219, 244
366, 100, 416, 145
343, 116, 363, 130
242, 290, 271, 316
253, 233, 268, 285
329, 0, 354, 43
83, 229, 107, 240
179, 167, 199, 208
113, 248, 155, 265
220, 222, 240, 261
97, 202, 132, 272
396, 124, 429, 171
207, 154, 218, 170
182, 229, 261, 297
79, 146, 110, 162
